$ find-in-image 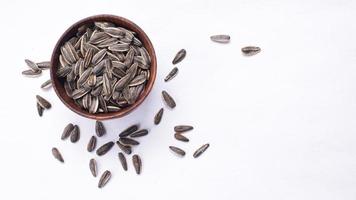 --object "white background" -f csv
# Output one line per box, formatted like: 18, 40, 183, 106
0, 0, 356, 199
